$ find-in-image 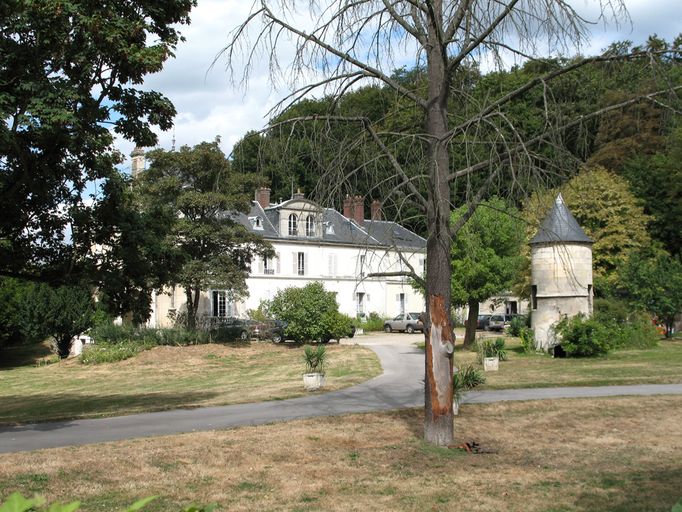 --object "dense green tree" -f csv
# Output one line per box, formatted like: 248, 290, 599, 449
0, 0, 194, 282
31, 284, 95, 358
522, 166, 654, 294
138, 141, 273, 330
450, 198, 525, 347
621, 128, 682, 256
268, 282, 349, 342
619, 253, 682, 338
